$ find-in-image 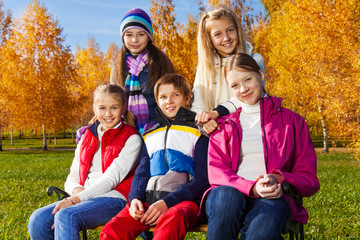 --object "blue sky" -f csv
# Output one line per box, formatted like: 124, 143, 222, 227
2, 0, 263, 53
